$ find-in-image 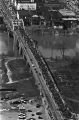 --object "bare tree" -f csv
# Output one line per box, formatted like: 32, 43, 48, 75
56, 35, 68, 59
